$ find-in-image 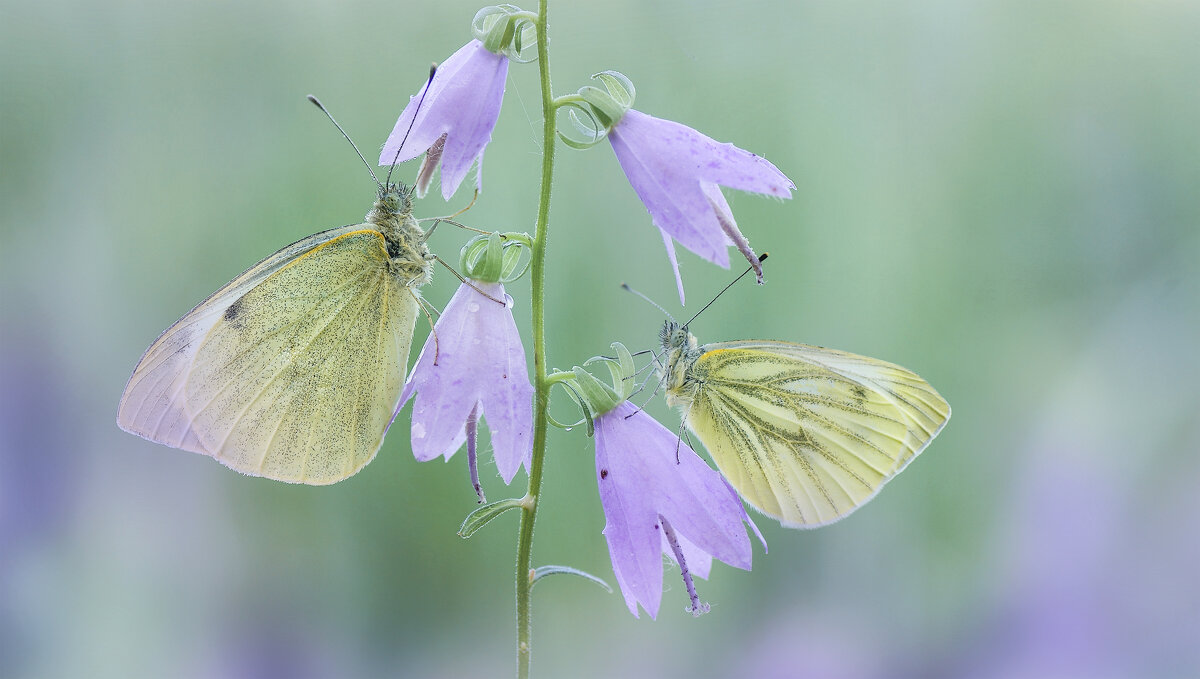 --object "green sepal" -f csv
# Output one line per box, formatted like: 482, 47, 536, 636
553, 341, 639, 428
458, 497, 525, 538
556, 71, 636, 149
500, 237, 529, 280
530, 565, 613, 593
569, 365, 622, 419
556, 103, 607, 149
583, 342, 635, 402
576, 71, 635, 128
592, 71, 635, 108
472, 5, 538, 61
546, 412, 586, 431
547, 370, 596, 436
460, 232, 531, 283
